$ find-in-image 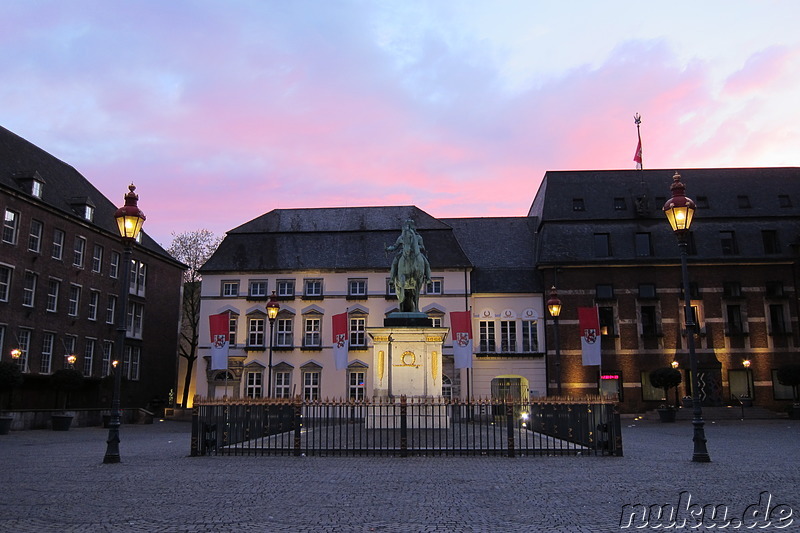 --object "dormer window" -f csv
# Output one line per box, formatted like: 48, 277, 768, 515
70, 197, 96, 222
32, 180, 43, 198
